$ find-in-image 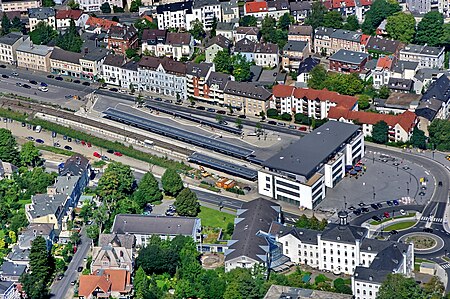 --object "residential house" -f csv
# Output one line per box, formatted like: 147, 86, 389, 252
186, 62, 214, 100
325, 0, 372, 21
220, 0, 239, 23
0, 261, 26, 282
373, 93, 421, 114
289, 1, 312, 23
264, 285, 353, 299
399, 44, 445, 69
18, 223, 55, 250
267, 0, 290, 20
314, 27, 363, 56
288, 25, 312, 51
272, 85, 358, 119
328, 108, 417, 142
406, 0, 439, 15
156, 1, 193, 30
204, 71, 232, 104
391, 60, 419, 80
190, 0, 222, 30
1, 0, 41, 13
296, 56, 320, 87
142, 30, 193, 61
85, 16, 118, 33
28, 7, 56, 31
329, 49, 369, 73
120, 60, 139, 90
234, 26, 260, 42
254, 43, 279, 68
244, 1, 269, 19
50, 47, 82, 78
91, 233, 135, 273
282, 40, 308, 70
79, 47, 108, 80
0, 33, 25, 65
234, 38, 255, 62
388, 77, 414, 93
106, 25, 138, 55
0, 281, 20, 299
141, 29, 166, 55
365, 36, 403, 59
0, 160, 18, 180
101, 54, 126, 86
55, 9, 88, 29
111, 214, 202, 247
371, 55, 394, 89
207, 35, 232, 65
413, 68, 446, 95
223, 81, 272, 116
60, 154, 91, 190
16, 37, 53, 72
216, 22, 235, 41
138, 56, 187, 99
78, 269, 132, 299
76, 0, 123, 12
6, 245, 30, 266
